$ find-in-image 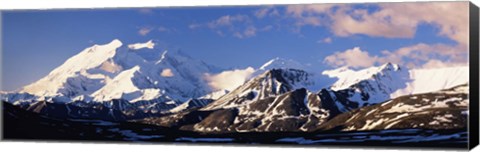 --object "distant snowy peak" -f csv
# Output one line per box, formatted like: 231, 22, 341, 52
128, 40, 155, 50
259, 57, 305, 71
391, 66, 469, 98
50, 39, 124, 75
321, 63, 469, 108
17, 39, 219, 104
90, 49, 219, 103
20, 39, 125, 97
200, 89, 230, 100
322, 63, 468, 97
323, 62, 404, 91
